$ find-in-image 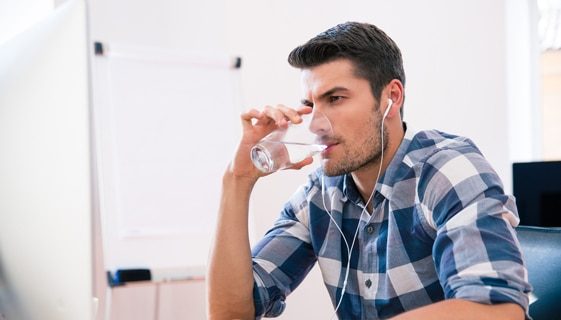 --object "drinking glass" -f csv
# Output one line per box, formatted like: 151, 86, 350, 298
250, 111, 332, 173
